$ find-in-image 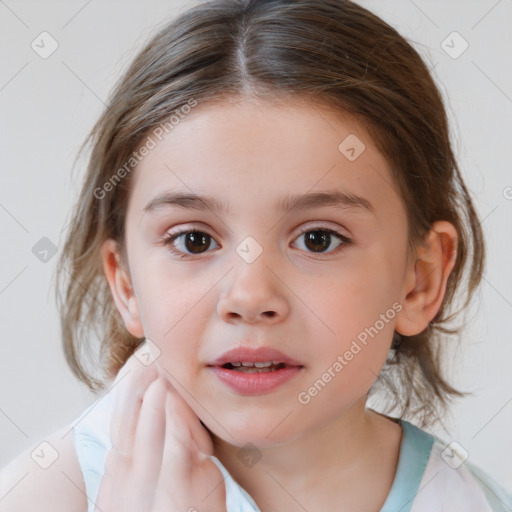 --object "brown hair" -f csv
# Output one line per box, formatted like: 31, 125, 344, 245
55, 0, 485, 429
